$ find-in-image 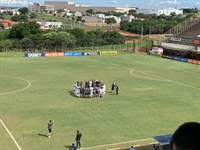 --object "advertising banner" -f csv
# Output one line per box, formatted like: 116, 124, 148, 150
180, 58, 188, 62
99, 51, 117, 55
45, 52, 64, 57
170, 37, 181, 41
181, 38, 193, 42
193, 39, 200, 44
188, 59, 200, 64
24, 53, 45, 57
174, 56, 181, 61
64, 52, 83, 56
83, 52, 99, 56
162, 55, 174, 59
